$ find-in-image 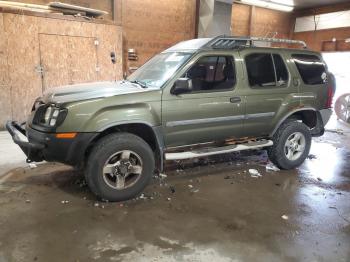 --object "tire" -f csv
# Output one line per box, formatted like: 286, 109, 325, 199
268, 120, 311, 170
85, 133, 155, 202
